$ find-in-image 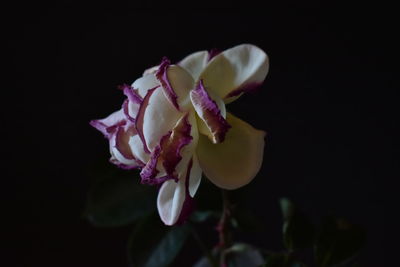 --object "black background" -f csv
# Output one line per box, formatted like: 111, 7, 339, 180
4, 3, 397, 267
